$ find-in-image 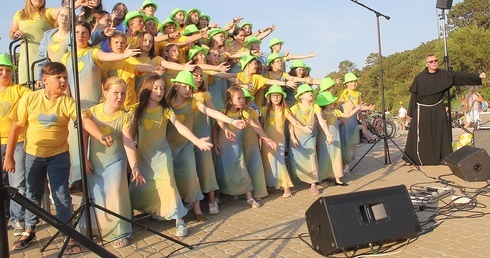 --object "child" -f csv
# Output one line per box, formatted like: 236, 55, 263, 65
289, 84, 332, 195
82, 77, 146, 248
241, 88, 277, 200
316, 91, 360, 186
337, 73, 375, 173
4, 62, 111, 254
130, 74, 212, 237
213, 87, 260, 208
166, 71, 245, 222
190, 67, 221, 215
0, 54, 30, 237
260, 85, 312, 197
